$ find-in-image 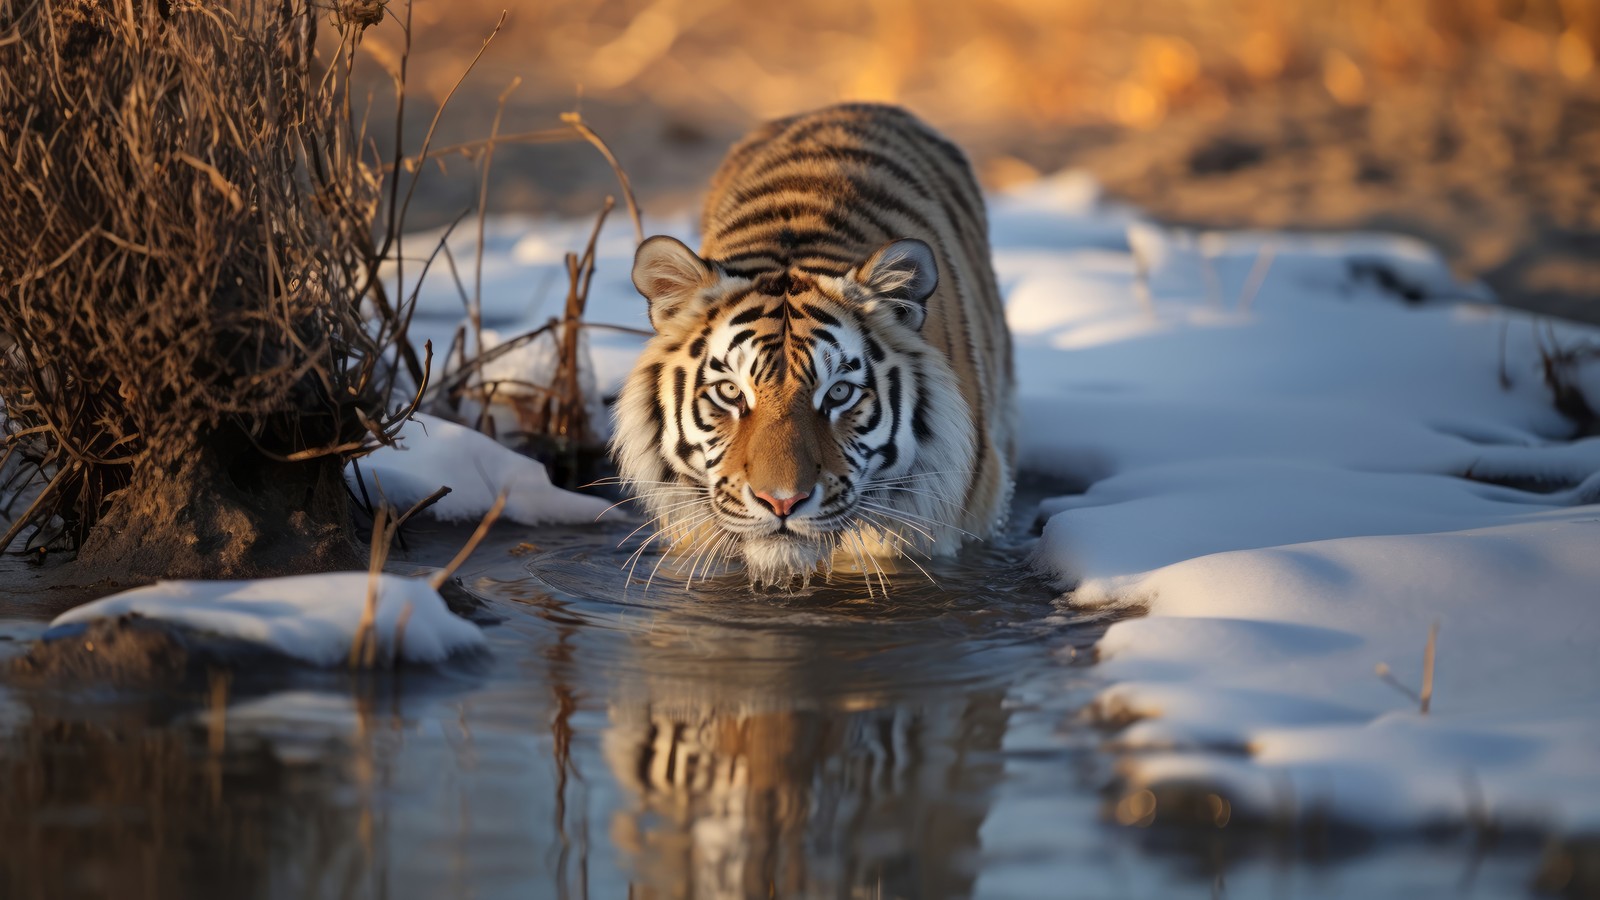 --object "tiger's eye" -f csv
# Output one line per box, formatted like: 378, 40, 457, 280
825, 382, 856, 409
715, 381, 743, 404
